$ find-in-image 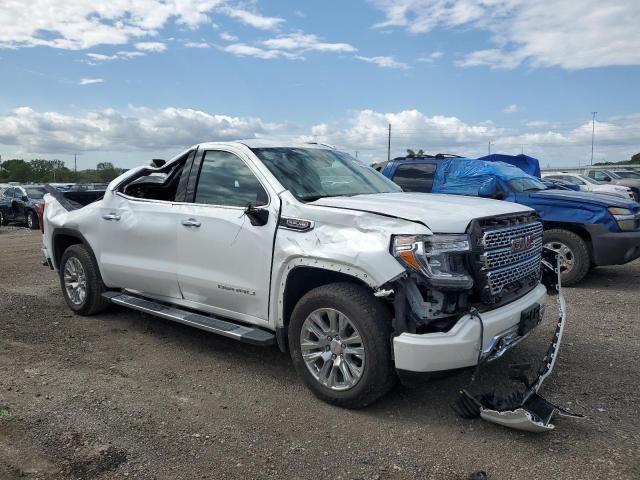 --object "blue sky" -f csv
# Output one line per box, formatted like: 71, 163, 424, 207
1, 0, 639, 168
